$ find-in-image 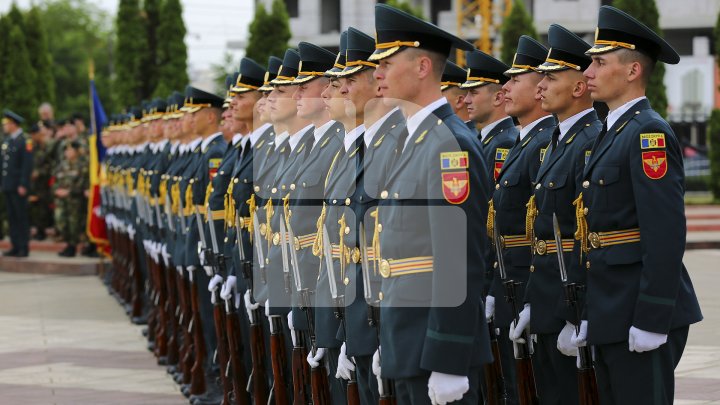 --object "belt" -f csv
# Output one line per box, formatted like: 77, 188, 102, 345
209, 209, 225, 221
330, 244, 376, 263
535, 239, 574, 255
272, 231, 288, 246
295, 233, 316, 250
378, 256, 433, 278
588, 228, 640, 249
501, 235, 533, 249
